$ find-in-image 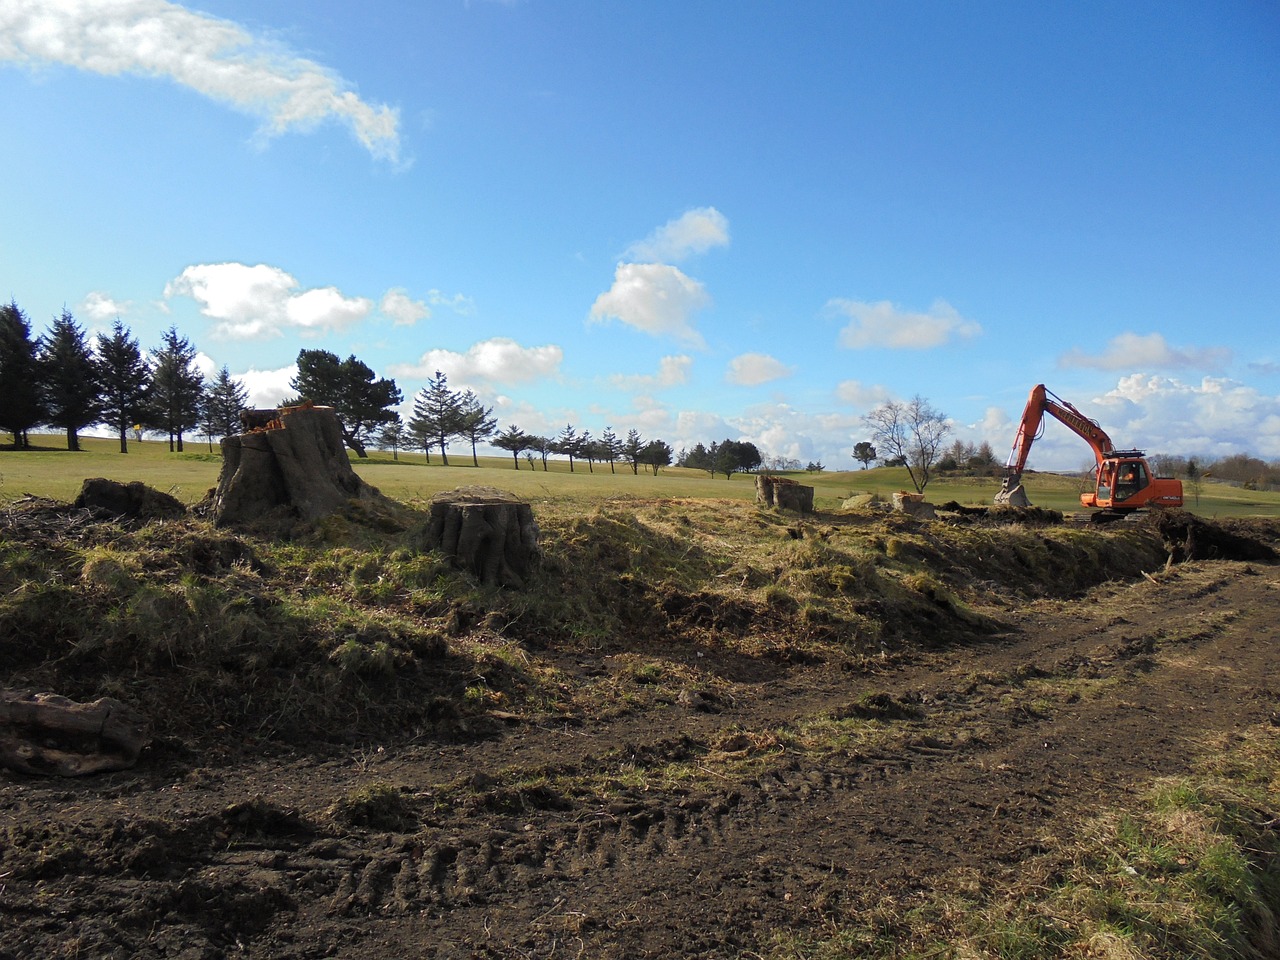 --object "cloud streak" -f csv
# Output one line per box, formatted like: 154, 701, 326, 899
625, 207, 729, 262
1058, 332, 1230, 372
829, 298, 981, 349
0, 0, 401, 160
389, 337, 564, 386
